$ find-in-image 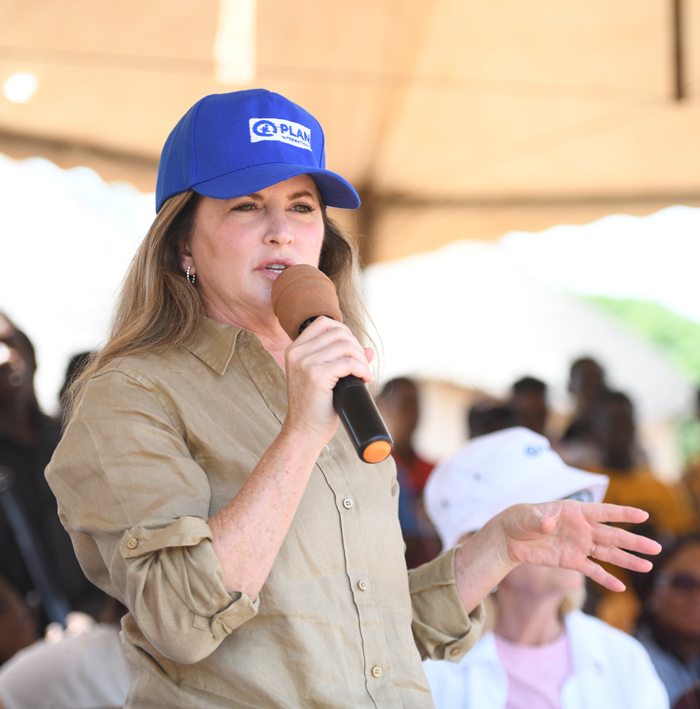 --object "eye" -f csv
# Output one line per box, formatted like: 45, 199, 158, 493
231, 201, 257, 211
291, 203, 316, 213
